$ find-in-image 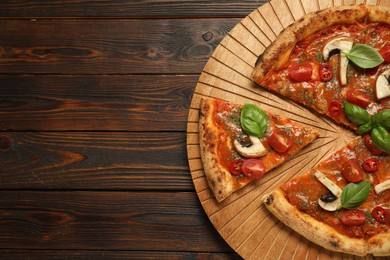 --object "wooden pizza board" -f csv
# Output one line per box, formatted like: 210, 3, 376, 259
186, 0, 390, 259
